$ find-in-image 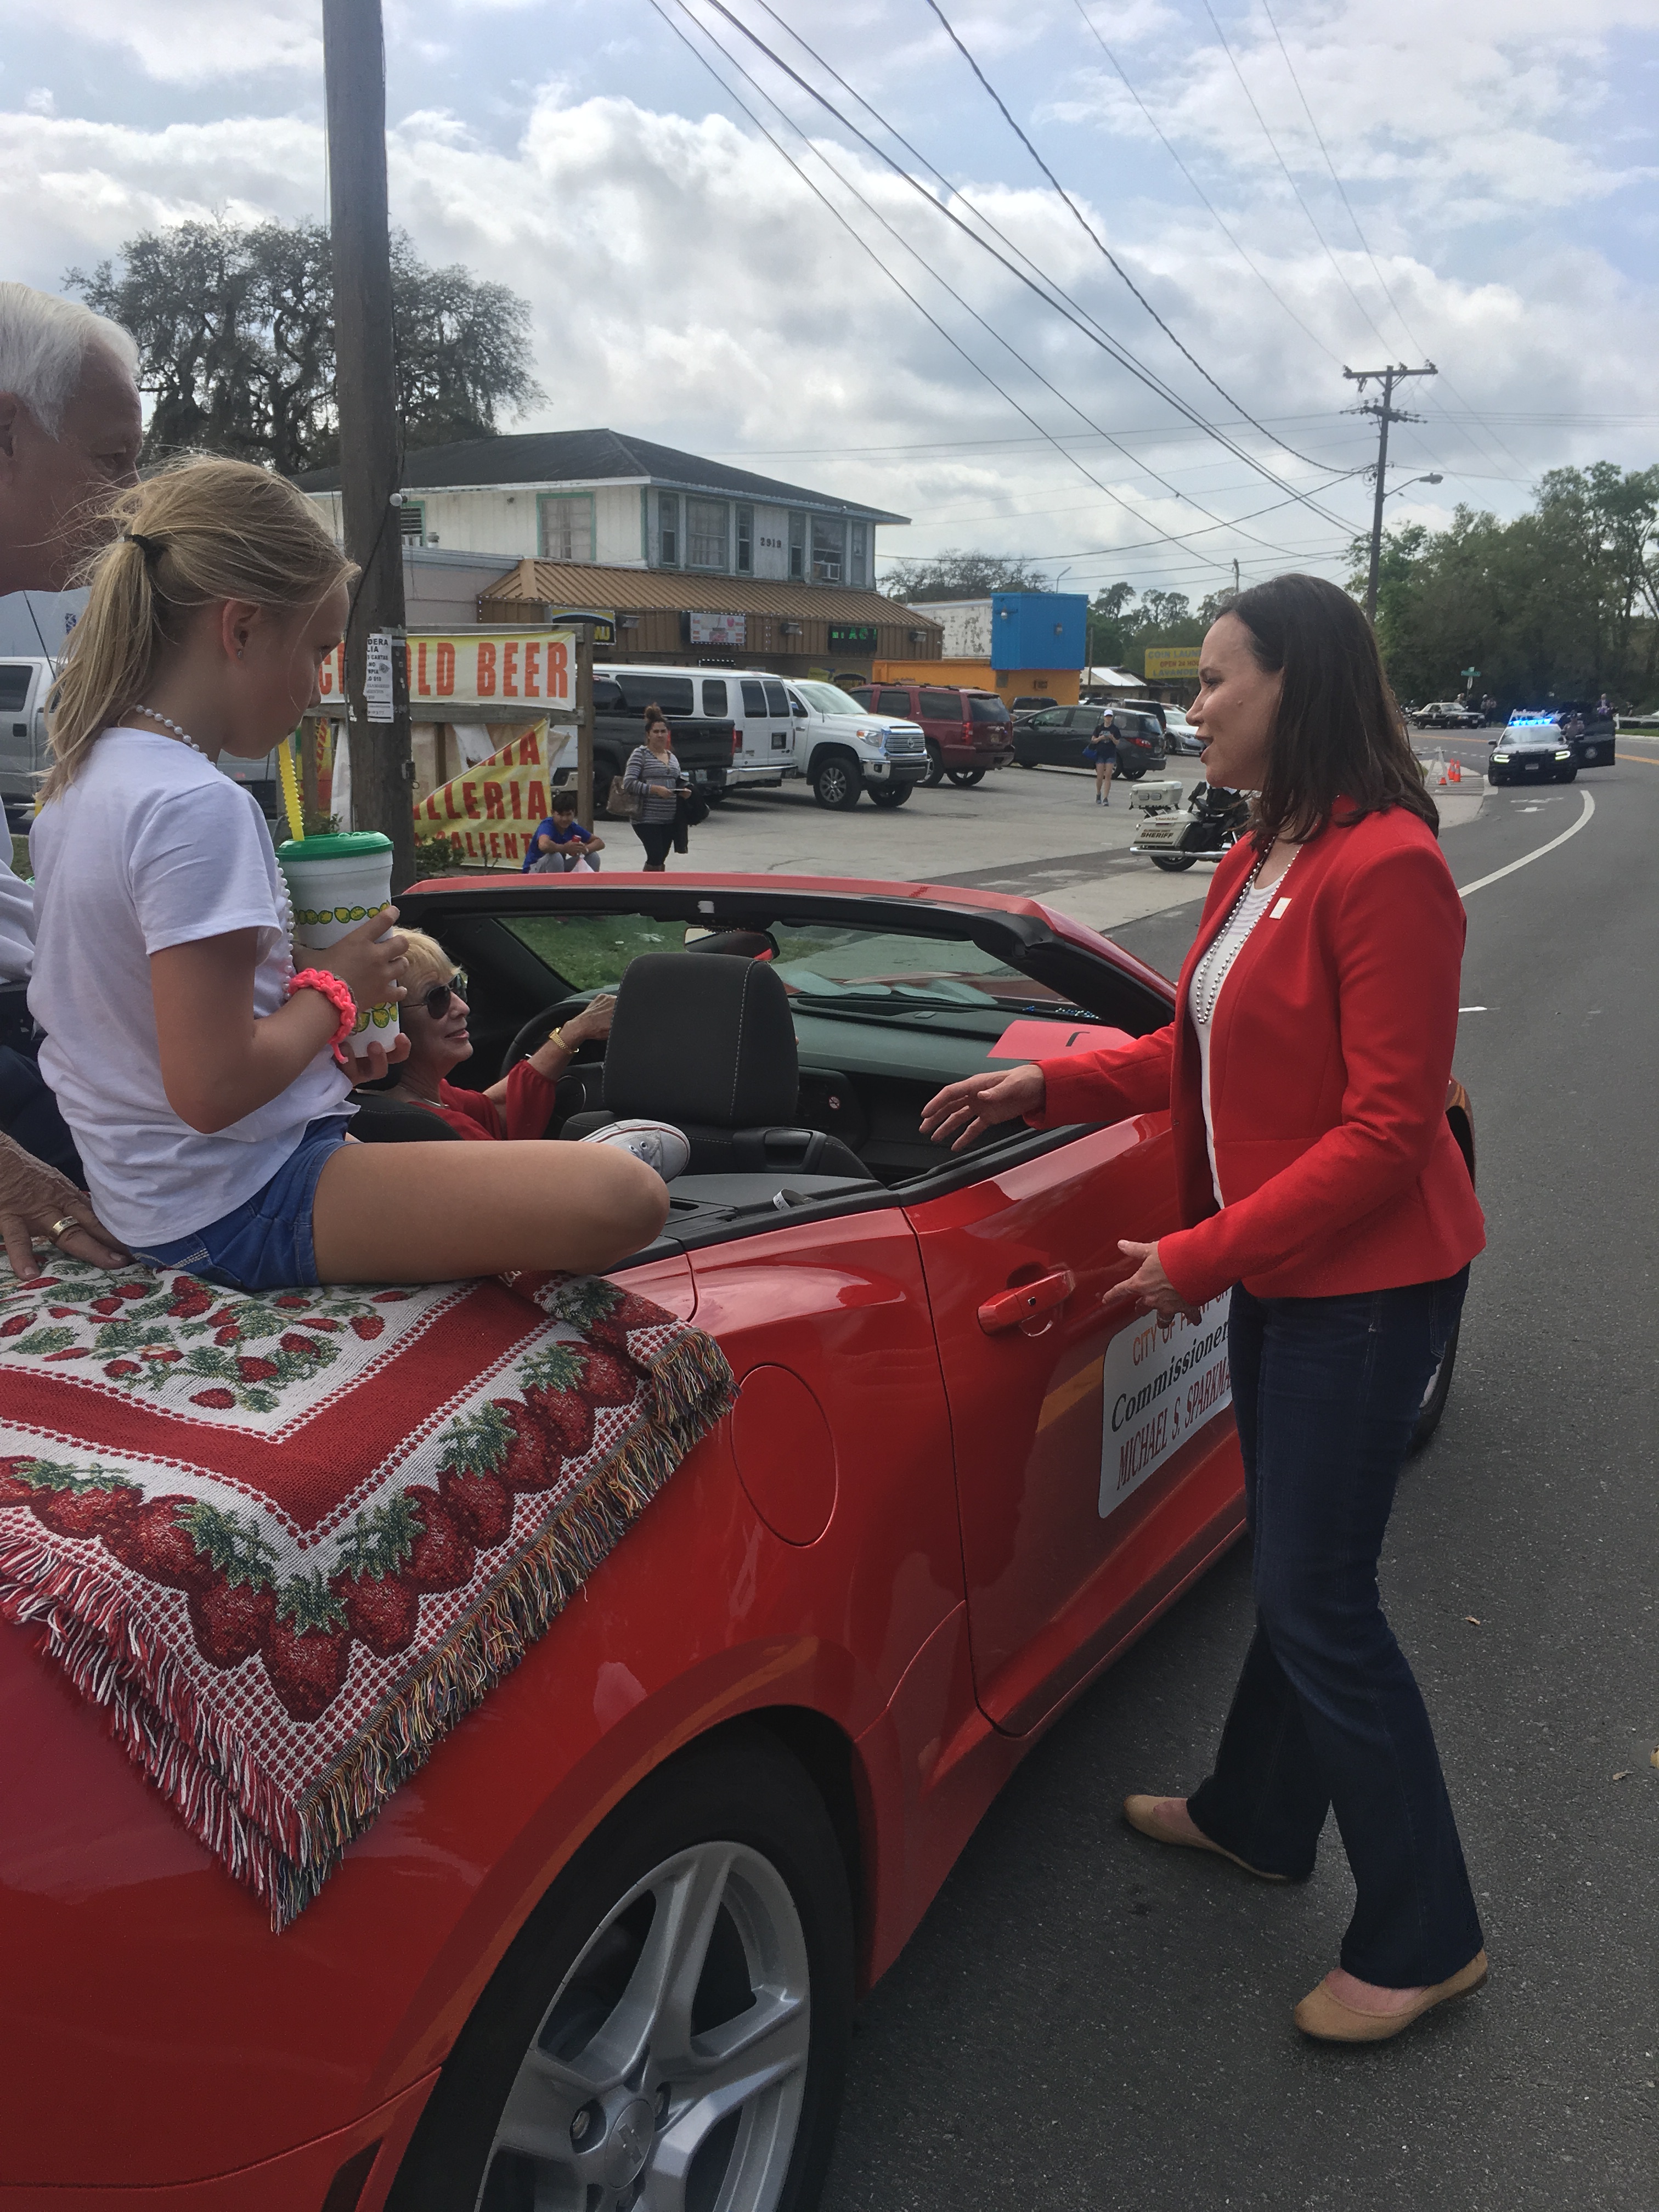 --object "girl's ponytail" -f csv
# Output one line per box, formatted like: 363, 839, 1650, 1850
42, 456, 353, 804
